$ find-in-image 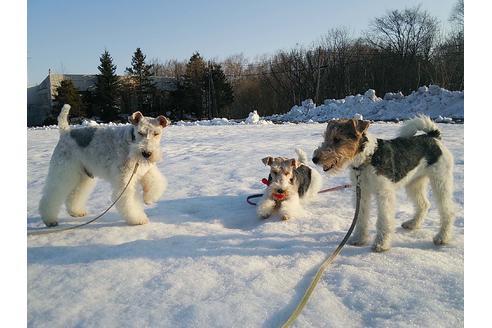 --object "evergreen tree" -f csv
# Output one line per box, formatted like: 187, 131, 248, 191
182, 52, 207, 119
54, 80, 84, 116
125, 48, 155, 112
208, 62, 234, 118
172, 53, 234, 119
94, 50, 120, 122
43, 79, 85, 125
